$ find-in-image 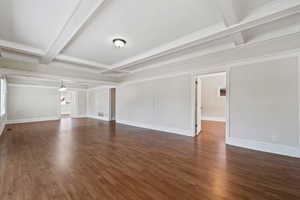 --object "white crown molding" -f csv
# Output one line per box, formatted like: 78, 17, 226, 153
7, 83, 89, 91
56, 54, 110, 70
119, 72, 193, 86
129, 32, 300, 74
121, 47, 300, 86
7, 83, 58, 89
41, 0, 106, 64
111, 0, 300, 70
0, 68, 118, 86
129, 42, 235, 73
